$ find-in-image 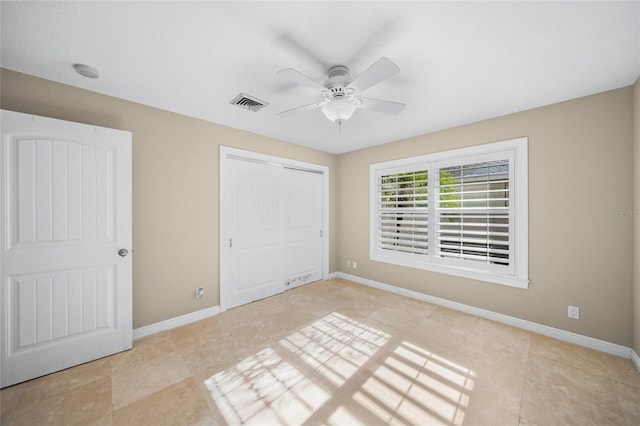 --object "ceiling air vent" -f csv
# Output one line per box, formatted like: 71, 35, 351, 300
230, 93, 268, 112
